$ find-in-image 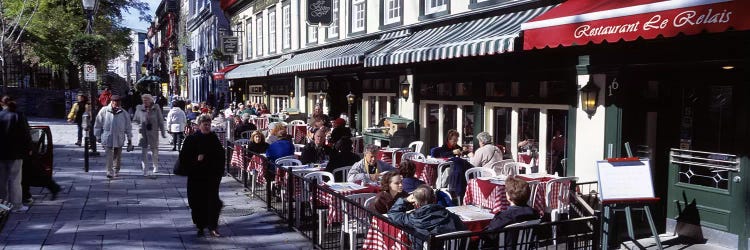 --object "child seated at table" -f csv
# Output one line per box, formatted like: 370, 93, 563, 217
388, 185, 467, 250
398, 161, 425, 193
480, 176, 540, 249
368, 171, 408, 214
